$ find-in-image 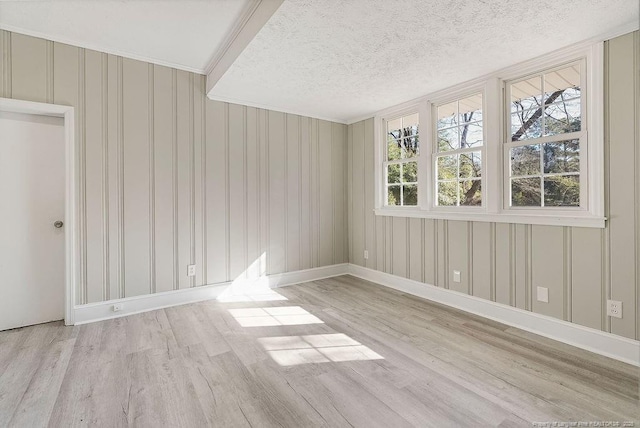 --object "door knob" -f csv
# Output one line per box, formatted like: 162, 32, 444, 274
54, 221, 64, 229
